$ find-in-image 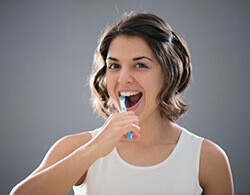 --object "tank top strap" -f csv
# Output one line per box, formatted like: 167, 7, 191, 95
88, 128, 101, 138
